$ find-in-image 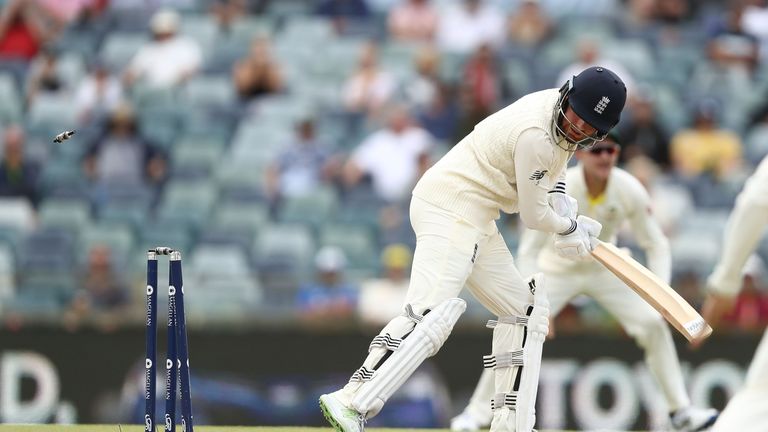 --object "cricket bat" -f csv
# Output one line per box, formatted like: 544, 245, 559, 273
591, 241, 713, 342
